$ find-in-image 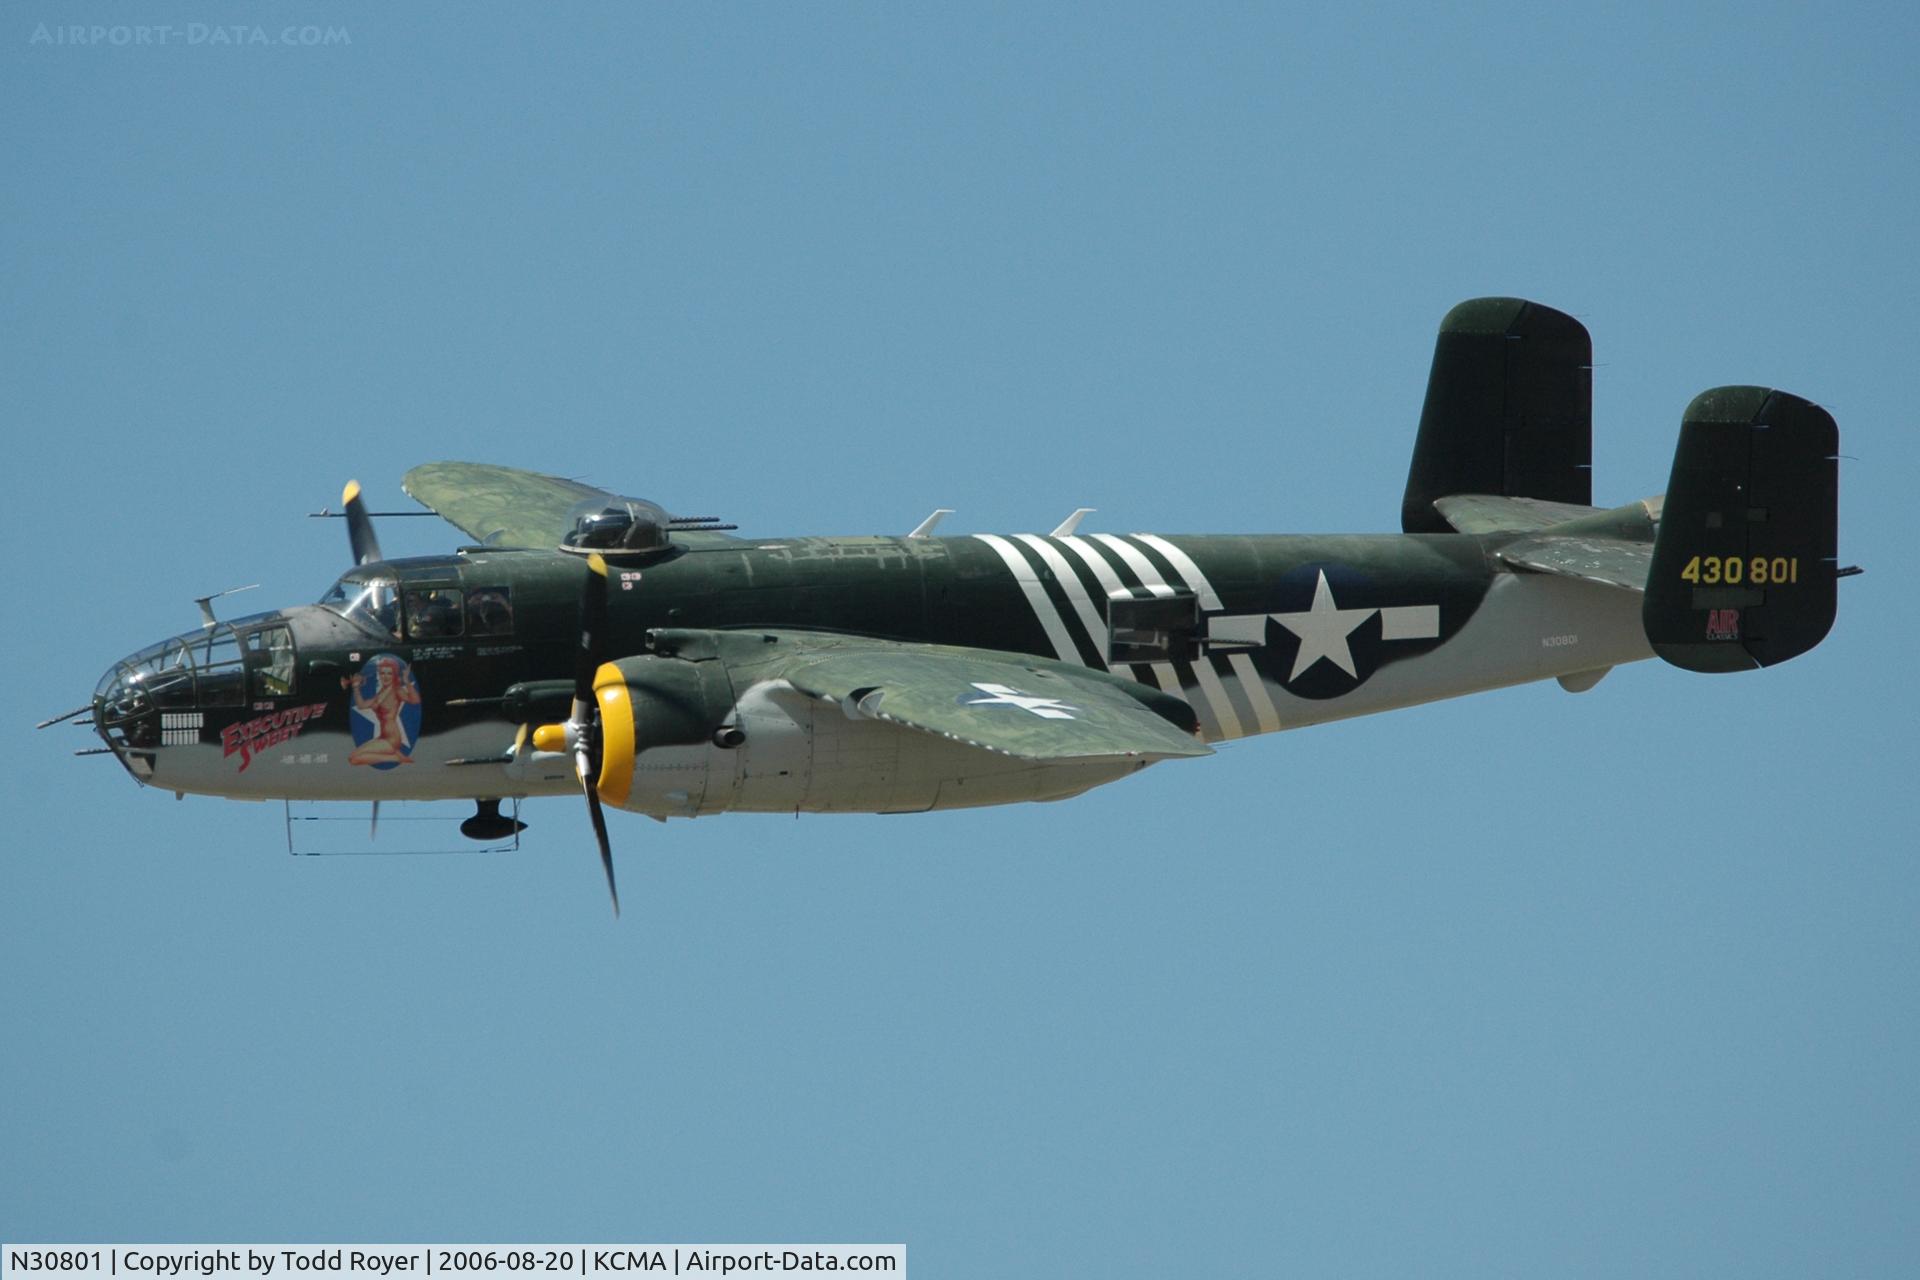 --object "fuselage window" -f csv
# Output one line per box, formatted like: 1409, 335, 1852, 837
466, 587, 514, 637
406, 588, 464, 640
247, 626, 297, 697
